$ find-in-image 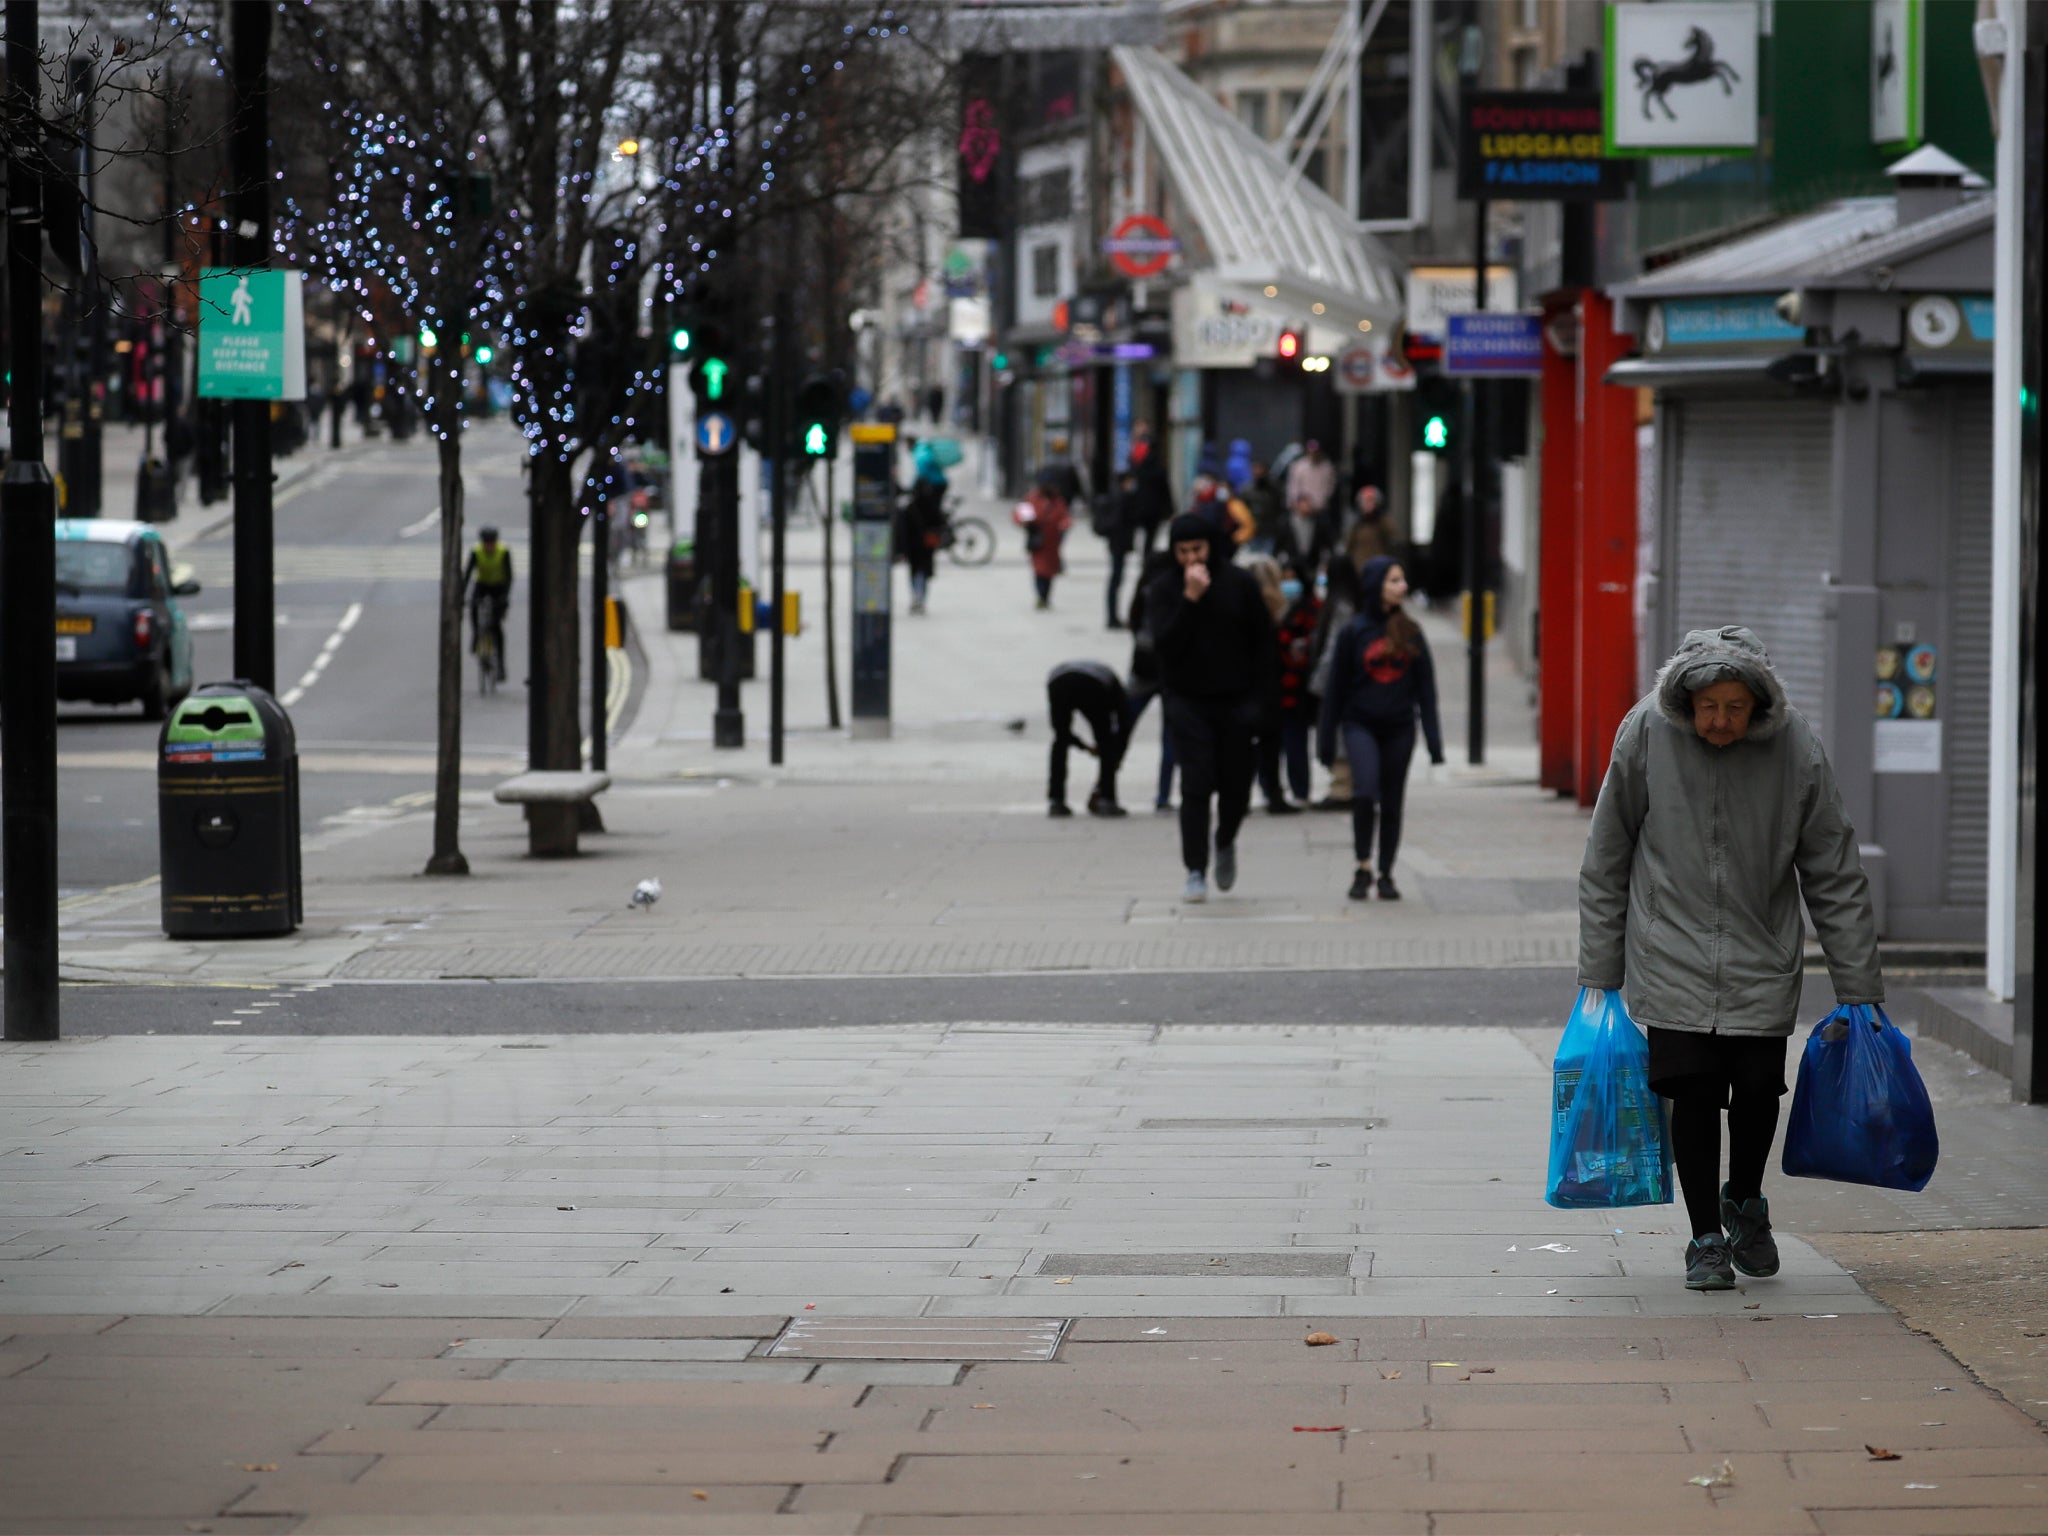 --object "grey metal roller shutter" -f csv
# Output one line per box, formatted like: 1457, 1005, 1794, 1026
1944, 390, 1993, 907
1668, 397, 1835, 718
